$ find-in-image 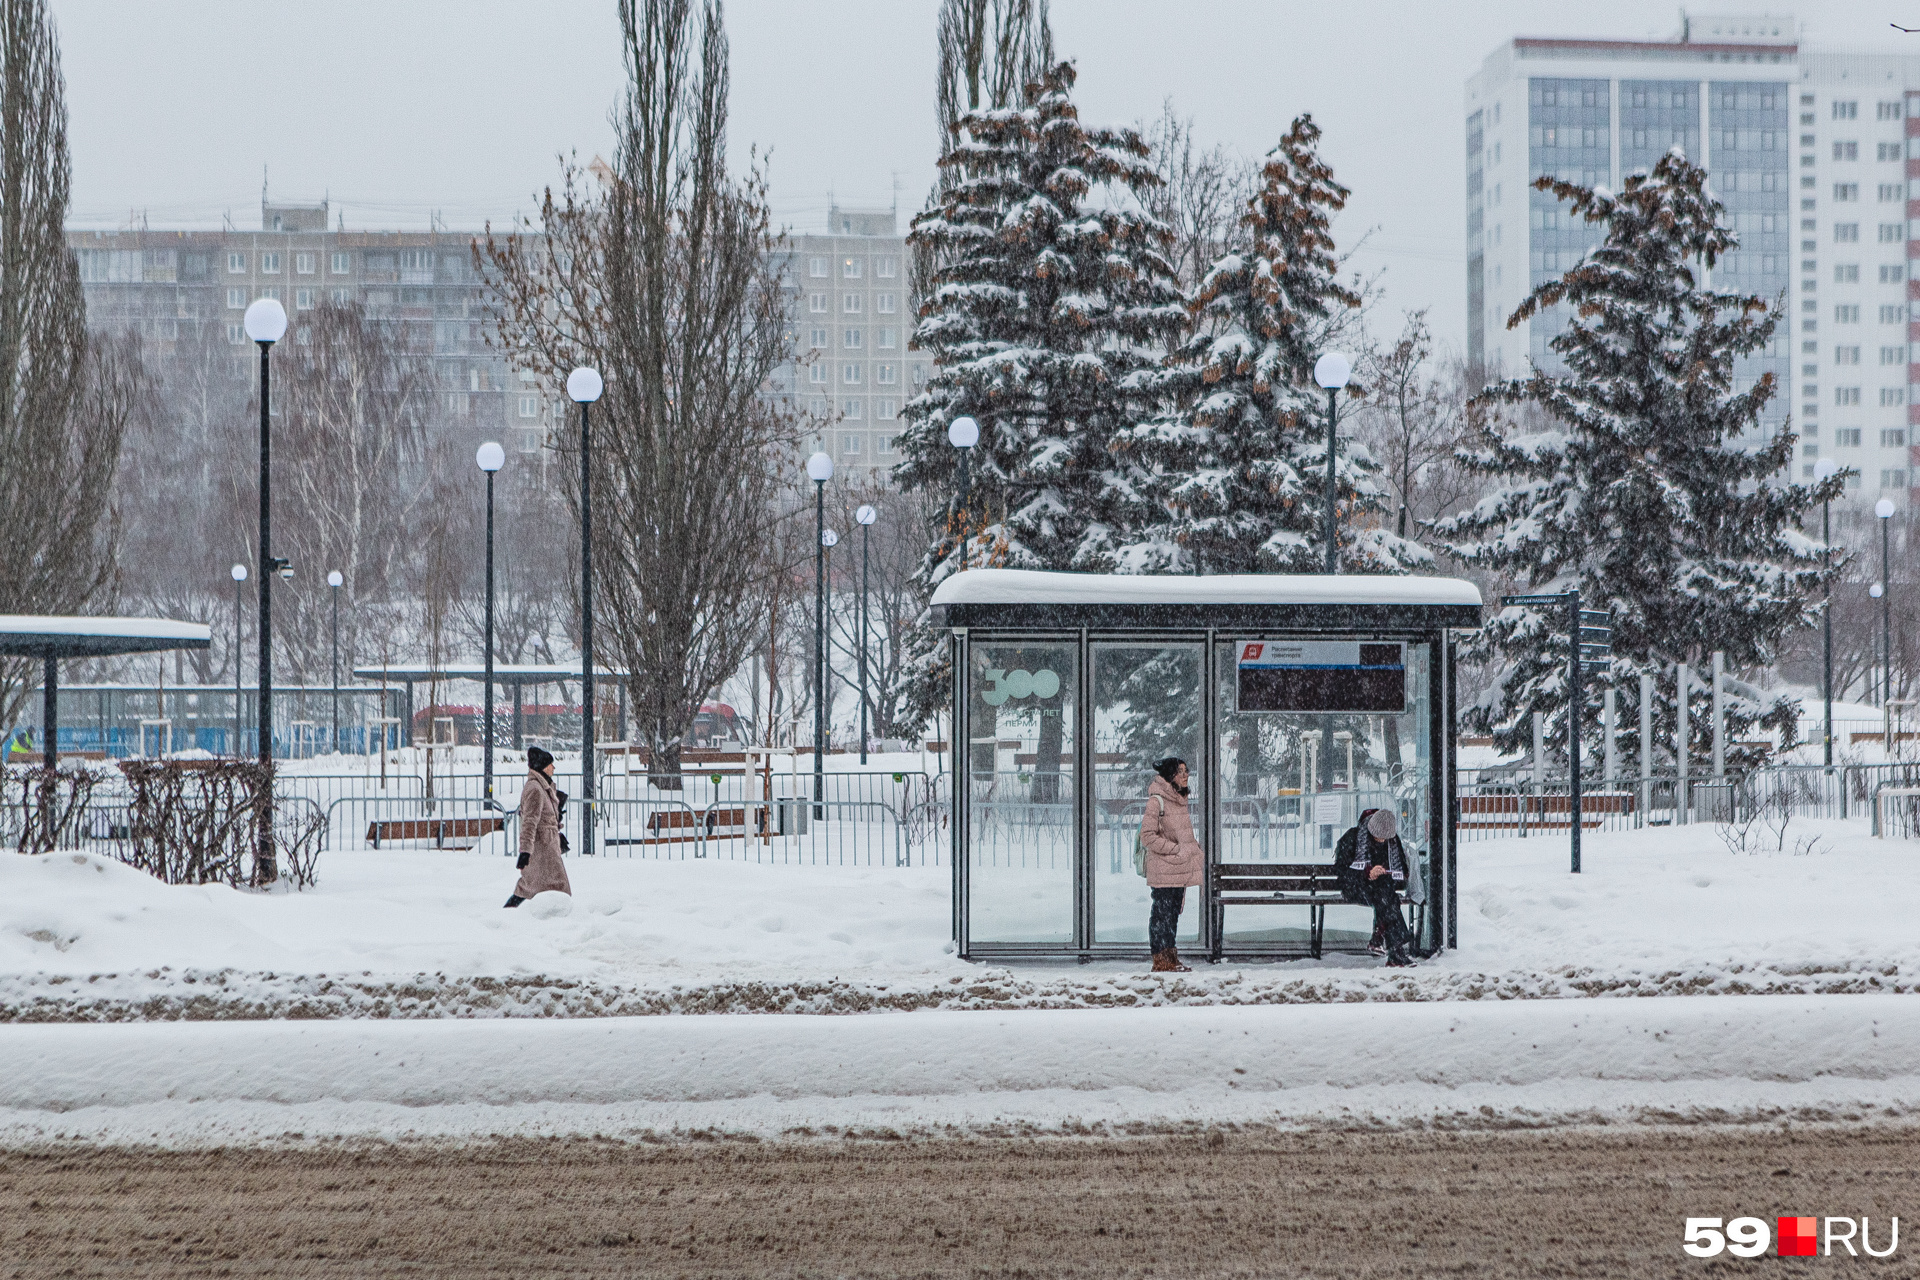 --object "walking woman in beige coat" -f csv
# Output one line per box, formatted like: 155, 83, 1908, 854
505, 746, 571, 907
1141, 756, 1203, 972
